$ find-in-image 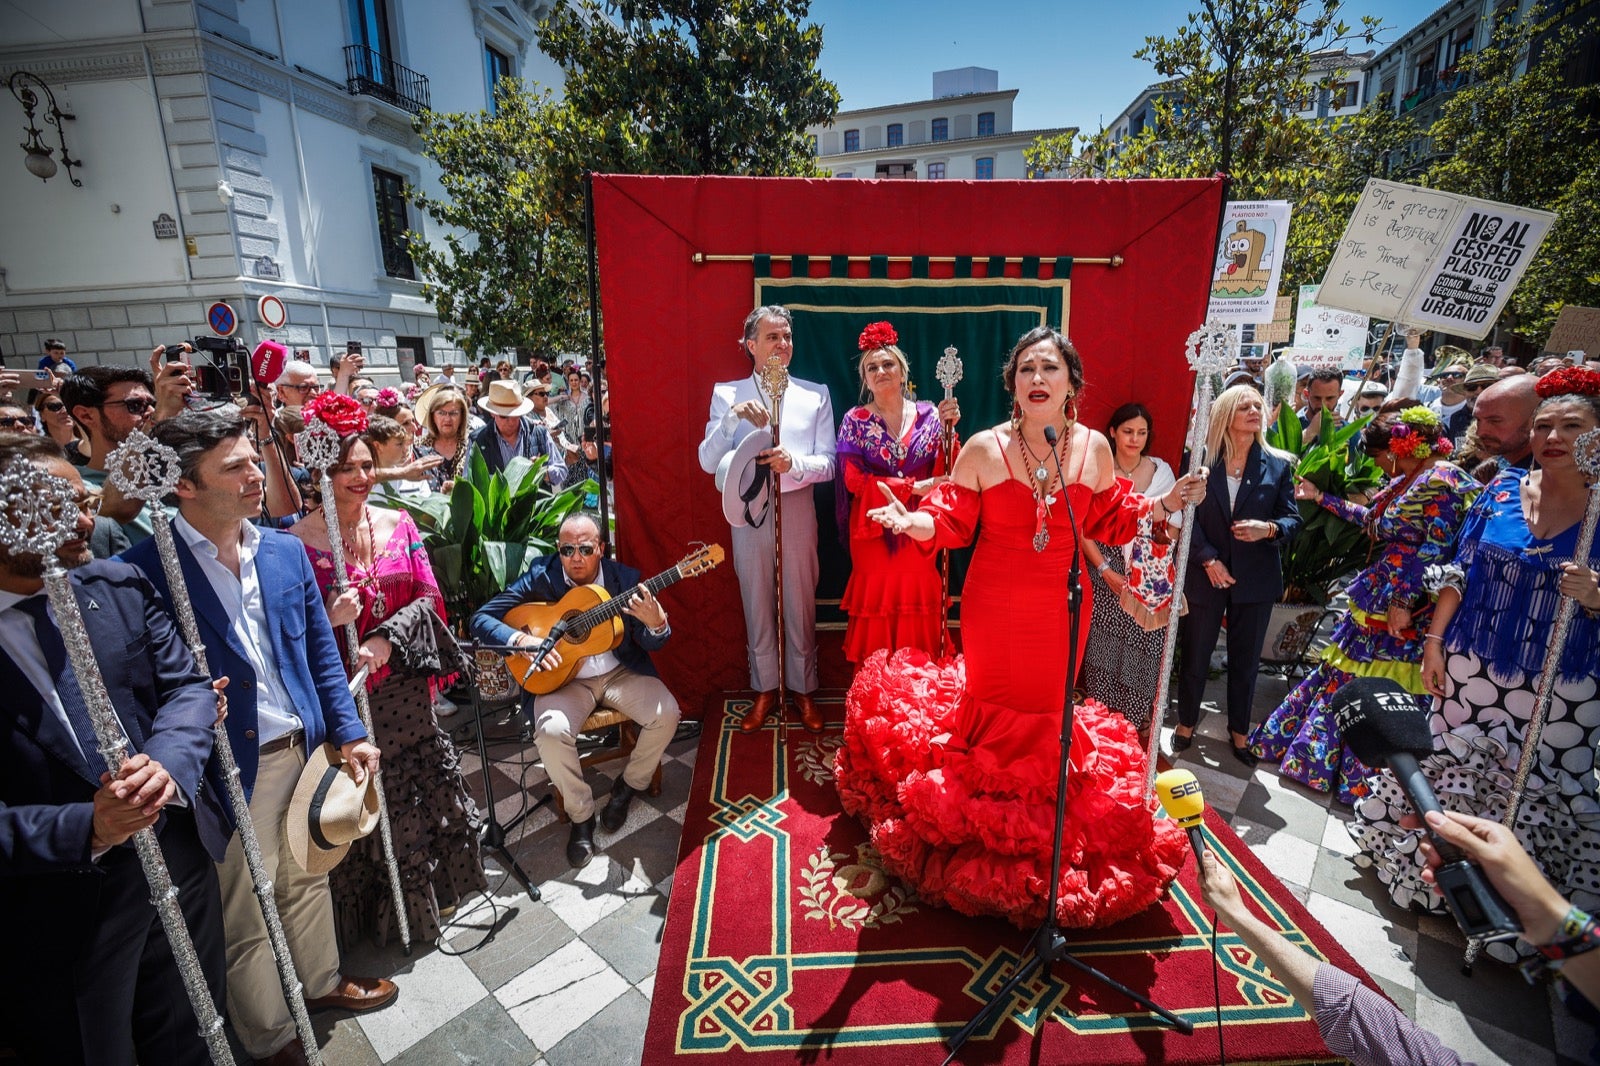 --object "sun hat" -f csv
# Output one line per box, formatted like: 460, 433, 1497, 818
287, 743, 380, 875
714, 429, 774, 528
478, 379, 533, 418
